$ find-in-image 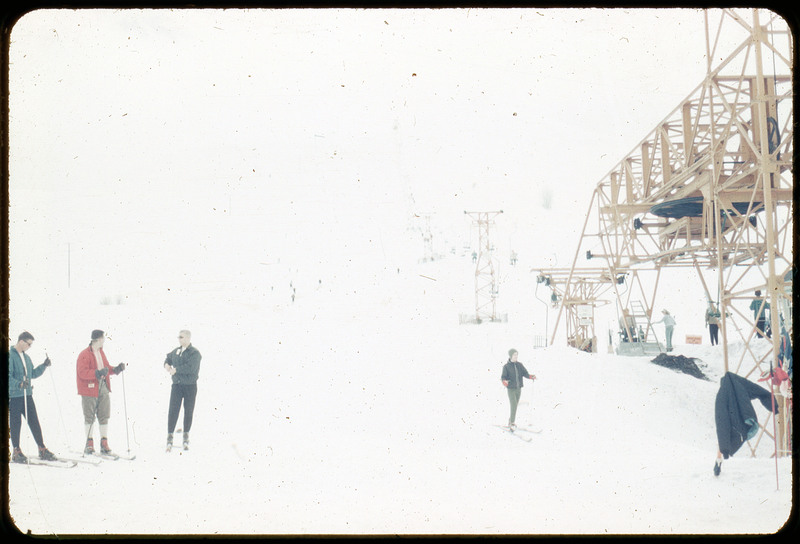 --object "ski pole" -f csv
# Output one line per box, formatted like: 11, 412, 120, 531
22, 372, 29, 455
84, 394, 101, 457
121, 366, 131, 456
768, 361, 779, 491
83, 367, 106, 456
46, 352, 72, 448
